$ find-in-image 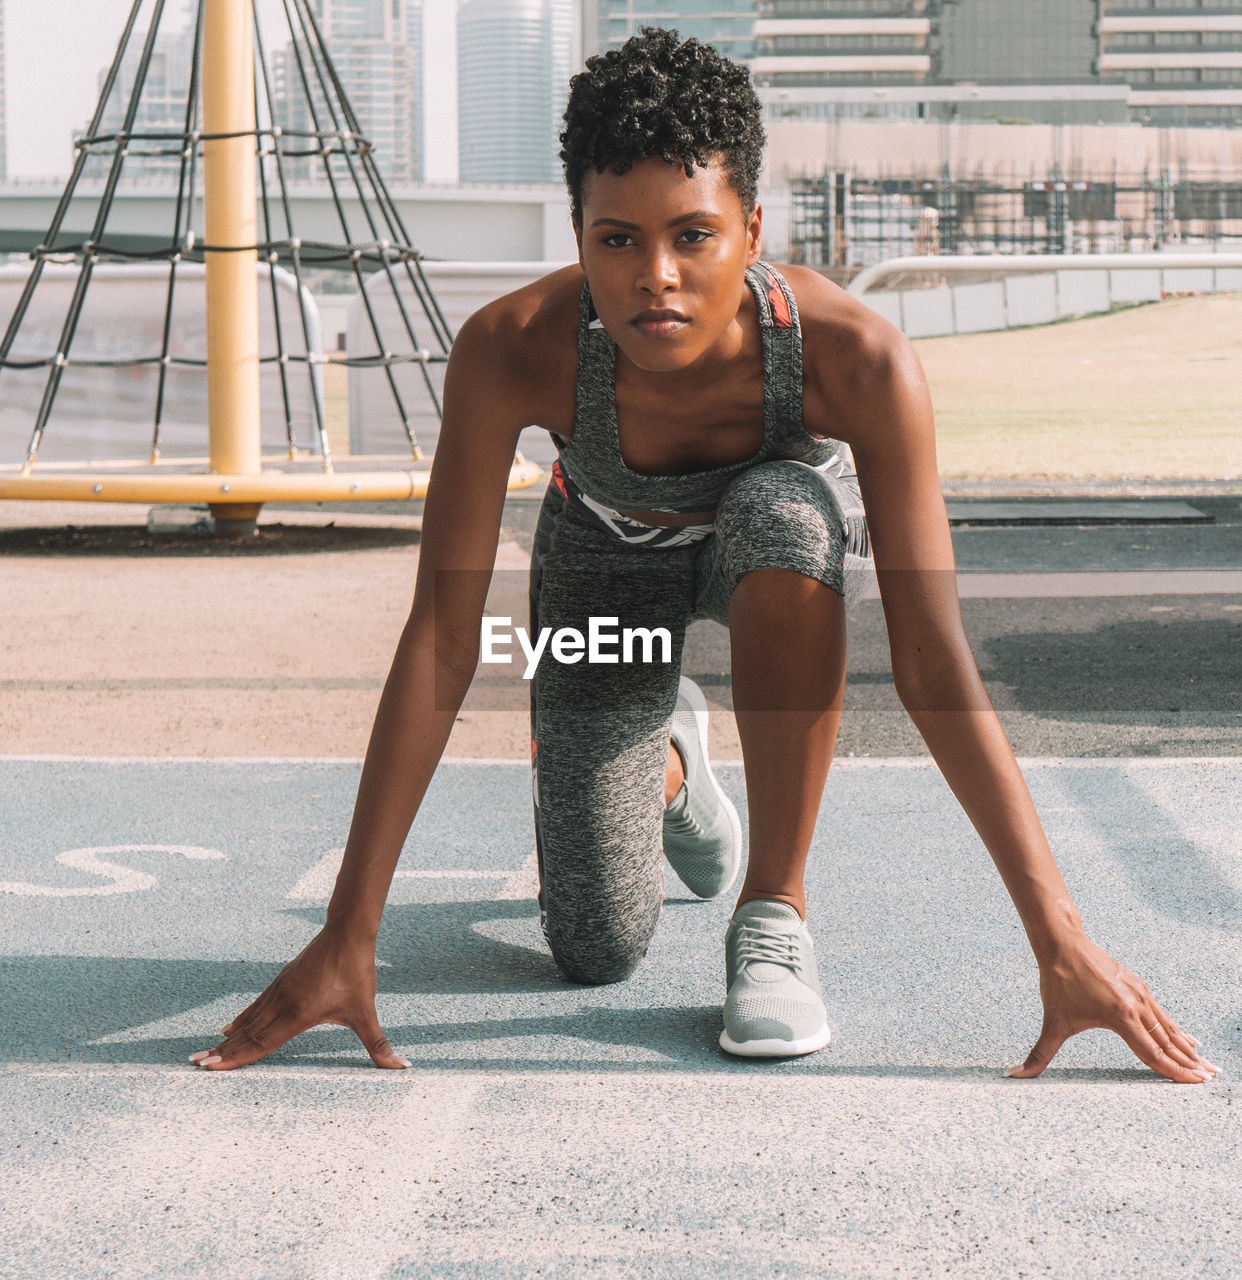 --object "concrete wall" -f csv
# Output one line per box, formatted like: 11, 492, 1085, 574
858, 261, 1242, 339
